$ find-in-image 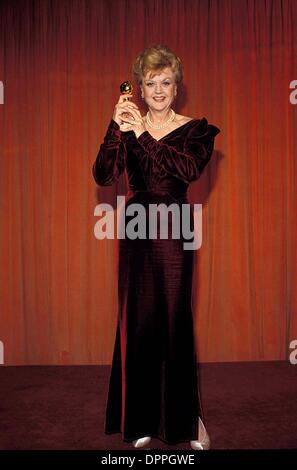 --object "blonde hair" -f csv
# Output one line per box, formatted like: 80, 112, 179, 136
132, 44, 183, 85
